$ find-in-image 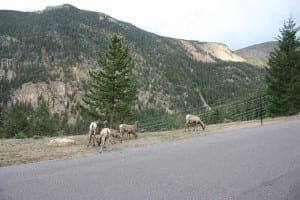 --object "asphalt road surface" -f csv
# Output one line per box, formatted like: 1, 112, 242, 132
1, 120, 300, 200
